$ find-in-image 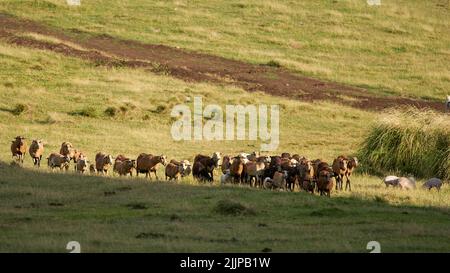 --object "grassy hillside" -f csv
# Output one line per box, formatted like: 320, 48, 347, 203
1, 1, 450, 253
1, 163, 450, 252
1, 0, 449, 100
0, 42, 372, 163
